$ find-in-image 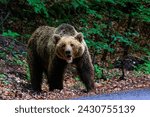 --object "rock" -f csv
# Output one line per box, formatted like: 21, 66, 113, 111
113, 55, 145, 70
